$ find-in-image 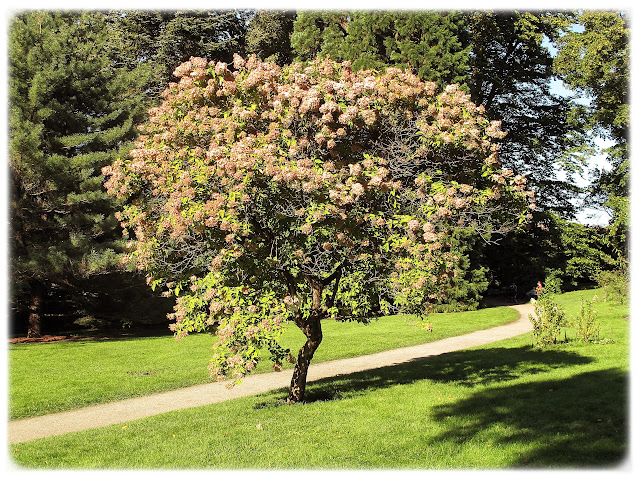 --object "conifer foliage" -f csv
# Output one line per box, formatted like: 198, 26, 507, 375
9, 11, 150, 336
105, 10, 252, 95
291, 11, 470, 89
104, 54, 534, 402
